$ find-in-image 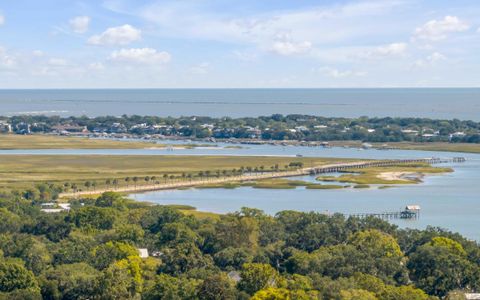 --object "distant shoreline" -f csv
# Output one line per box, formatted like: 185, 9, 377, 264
1, 133, 480, 154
